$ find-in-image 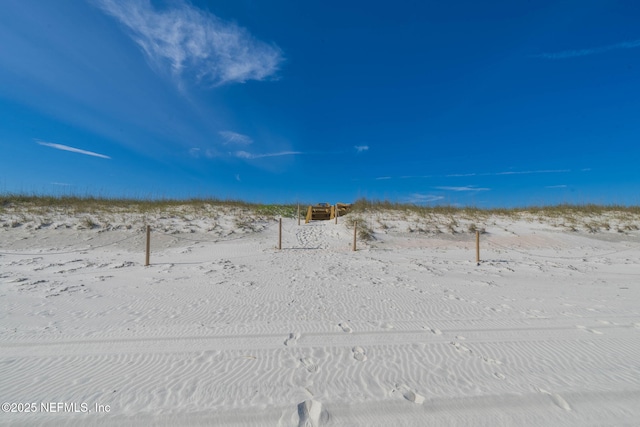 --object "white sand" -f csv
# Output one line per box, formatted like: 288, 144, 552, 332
1, 207, 640, 426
